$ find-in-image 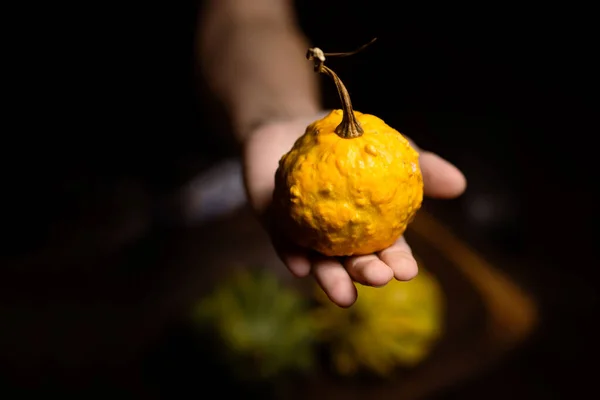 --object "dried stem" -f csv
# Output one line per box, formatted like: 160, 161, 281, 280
306, 39, 376, 139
